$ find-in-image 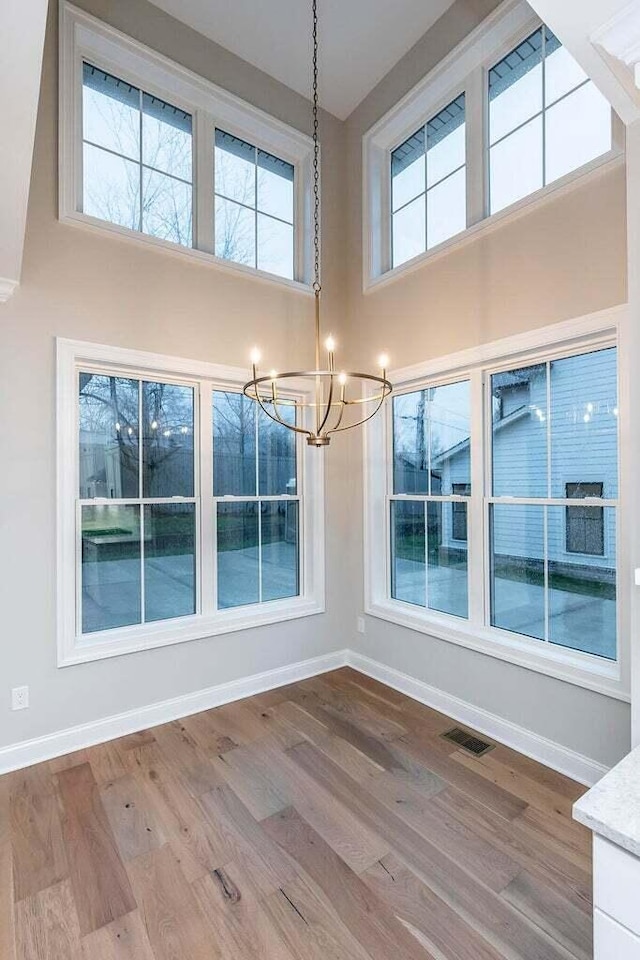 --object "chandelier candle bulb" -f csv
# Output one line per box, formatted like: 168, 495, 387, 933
250, 348, 262, 365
